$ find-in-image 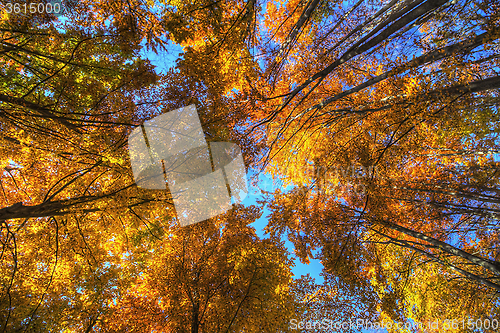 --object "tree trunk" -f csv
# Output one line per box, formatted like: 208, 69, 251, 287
191, 303, 199, 333
382, 219, 500, 276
